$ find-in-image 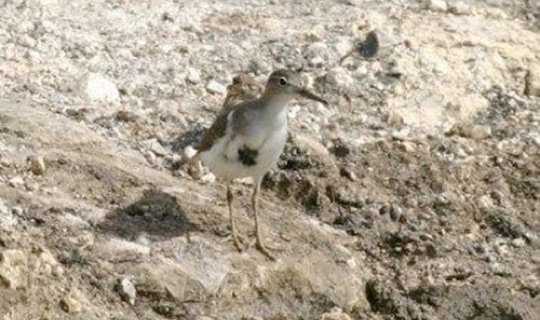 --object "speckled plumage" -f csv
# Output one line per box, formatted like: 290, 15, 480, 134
195, 69, 327, 259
